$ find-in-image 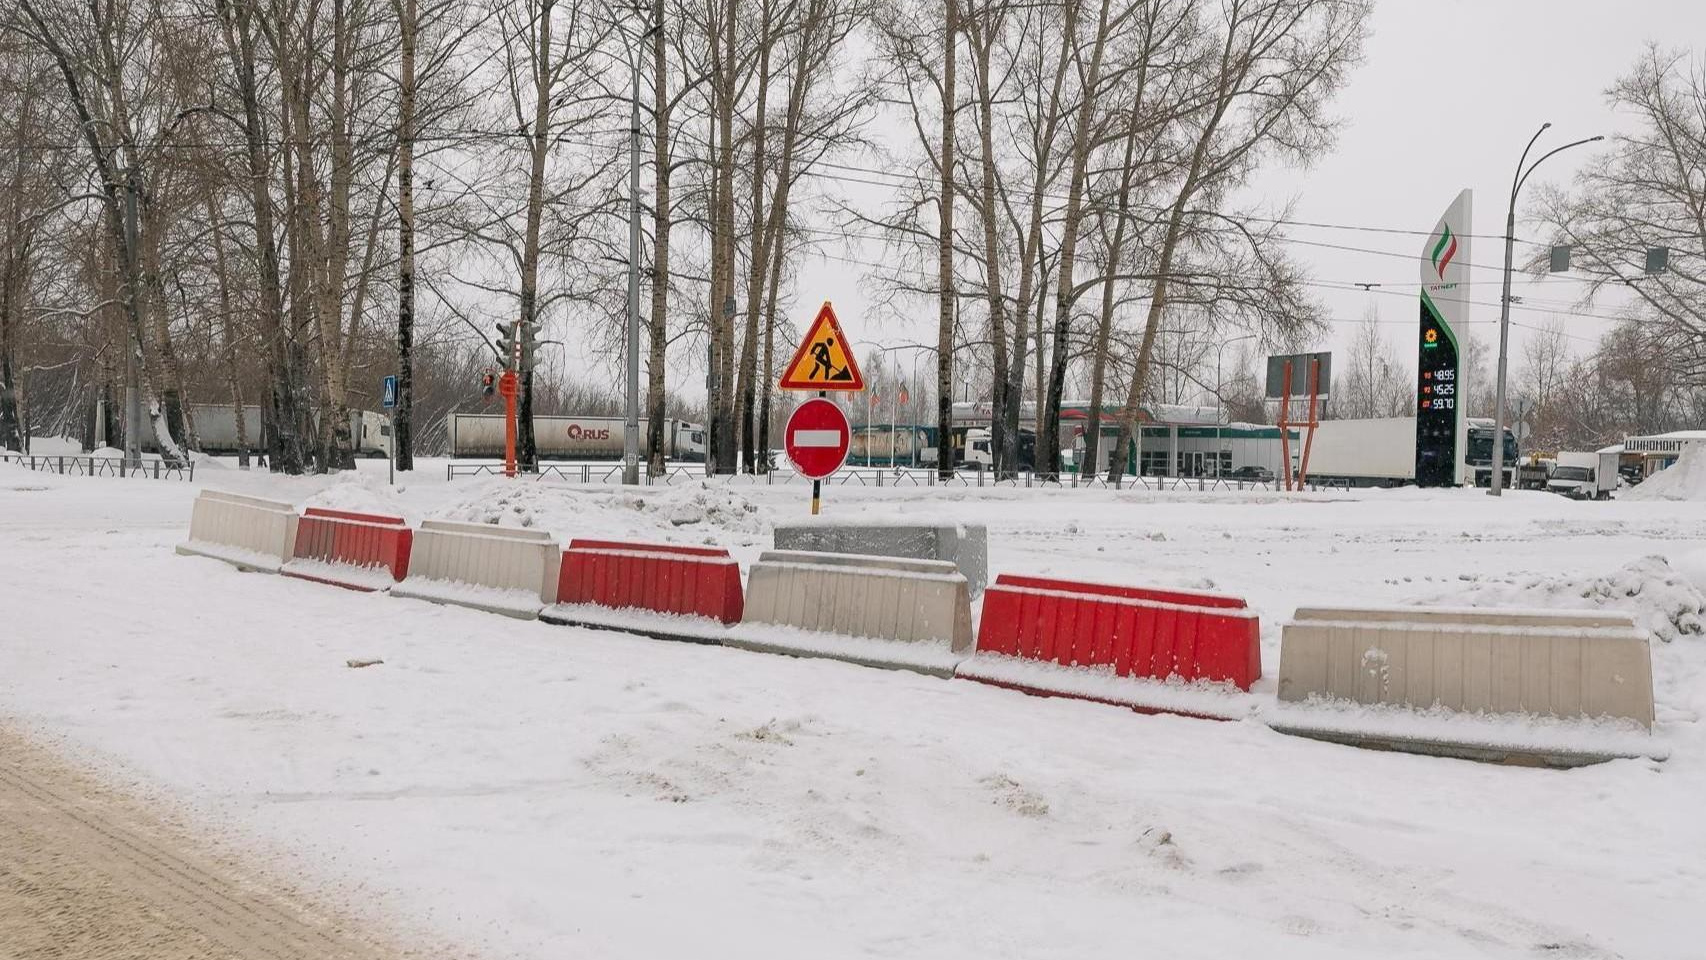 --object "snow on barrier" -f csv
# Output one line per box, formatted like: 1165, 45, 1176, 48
726, 550, 973, 676
390, 519, 559, 619
954, 575, 1261, 718
1270, 605, 1658, 766
772, 522, 989, 597
540, 539, 743, 641
175, 490, 300, 573
280, 507, 412, 592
